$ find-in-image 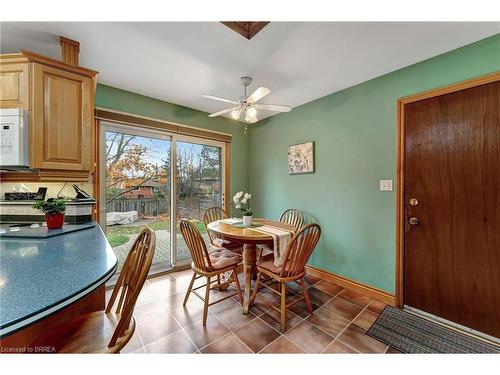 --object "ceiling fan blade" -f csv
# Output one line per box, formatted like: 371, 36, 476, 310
208, 106, 240, 118
246, 87, 271, 103
254, 104, 292, 113
203, 94, 239, 105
